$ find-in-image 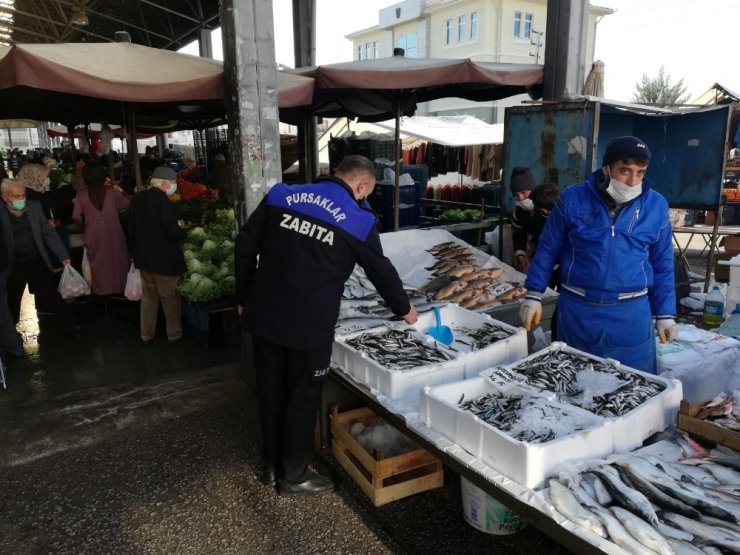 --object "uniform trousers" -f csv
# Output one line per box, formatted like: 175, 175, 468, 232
252, 335, 331, 482
7, 257, 76, 331
556, 290, 656, 374
139, 271, 182, 342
